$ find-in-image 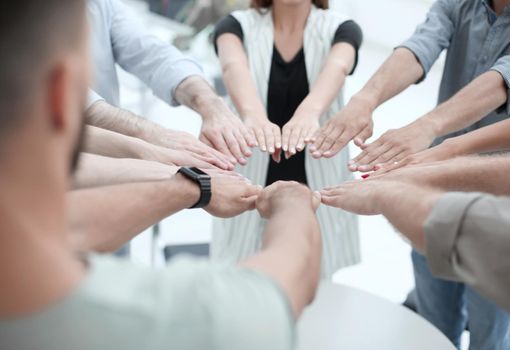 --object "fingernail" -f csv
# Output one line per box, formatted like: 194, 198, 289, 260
290, 148, 296, 154
361, 174, 370, 180
240, 157, 247, 164
276, 143, 282, 149
261, 146, 267, 152
309, 146, 316, 152
283, 145, 288, 151
245, 150, 252, 156
269, 147, 275, 153
324, 151, 331, 156
297, 143, 304, 150
348, 160, 355, 165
